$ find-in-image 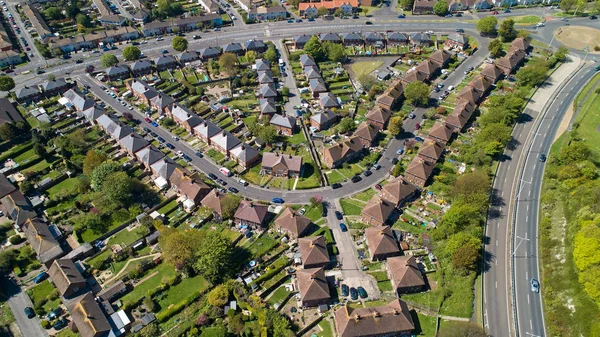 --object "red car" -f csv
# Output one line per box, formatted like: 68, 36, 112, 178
492, 10, 498, 14
144, 117, 151, 123
414, 123, 421, 130
375, 184, 382, 190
